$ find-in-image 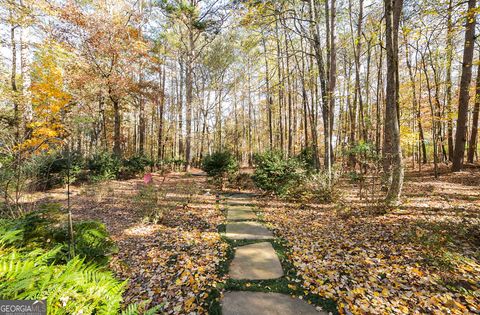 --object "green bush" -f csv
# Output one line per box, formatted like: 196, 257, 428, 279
28, 152, 85, 190
252, 151, 306, 197
87, 152, 121, 181
63, 220, 117, 264
296, 146, 318, 171
121, 155, 152, 178
202, 151, 239, 178
0, 210, 161, 315
4, 203, 116, 264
